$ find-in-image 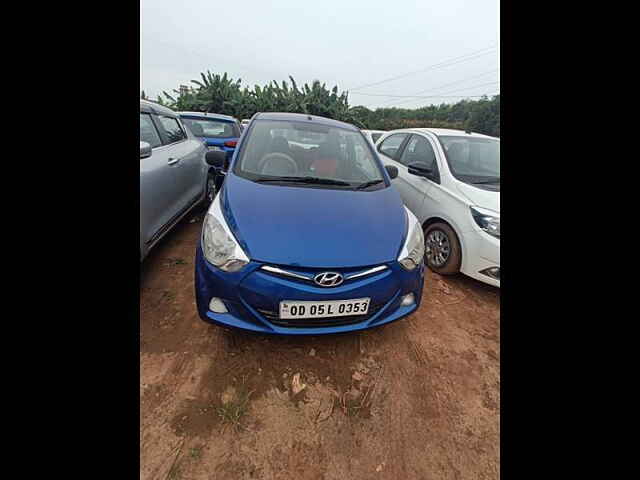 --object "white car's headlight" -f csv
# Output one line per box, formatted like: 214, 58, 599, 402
398, 207, 425, 270
470, 206, 500, 238
202, 195, 249, 272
